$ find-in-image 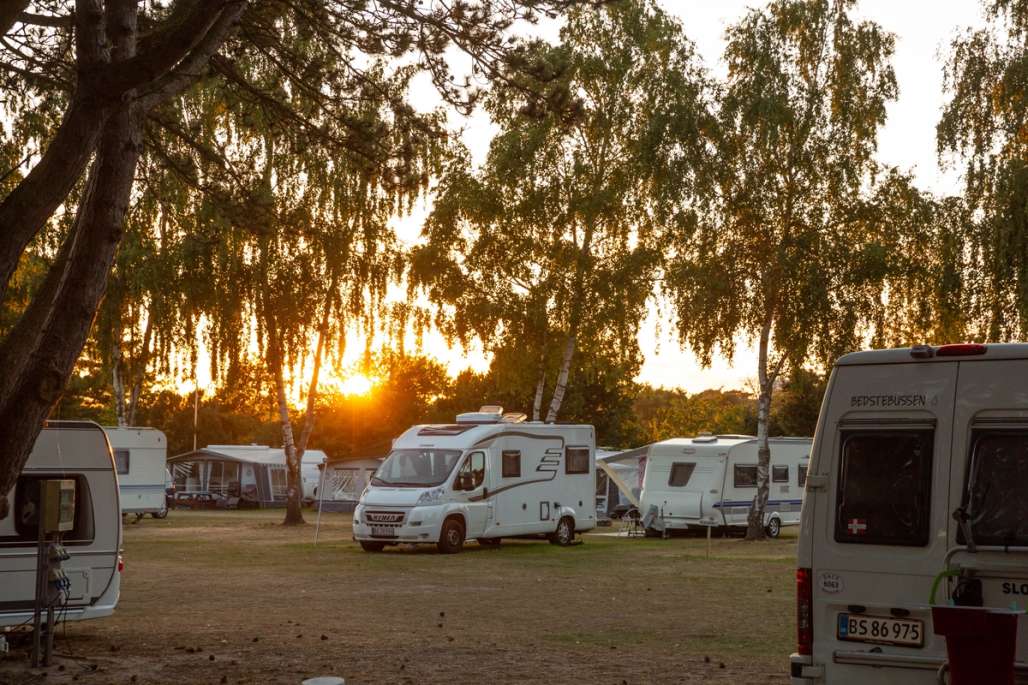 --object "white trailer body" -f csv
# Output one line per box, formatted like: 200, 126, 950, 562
638, 435, 811, 536
0, 421, 122, 627
791, 343, 1028, 684
300, 450, 328, 504
104, 426, 168, 517
353, 408, 596, 552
